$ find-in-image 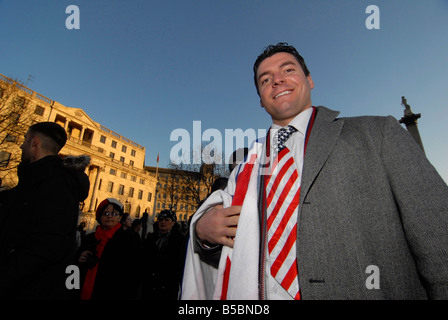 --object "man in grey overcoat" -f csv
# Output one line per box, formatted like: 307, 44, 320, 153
182, 43, 448, 300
